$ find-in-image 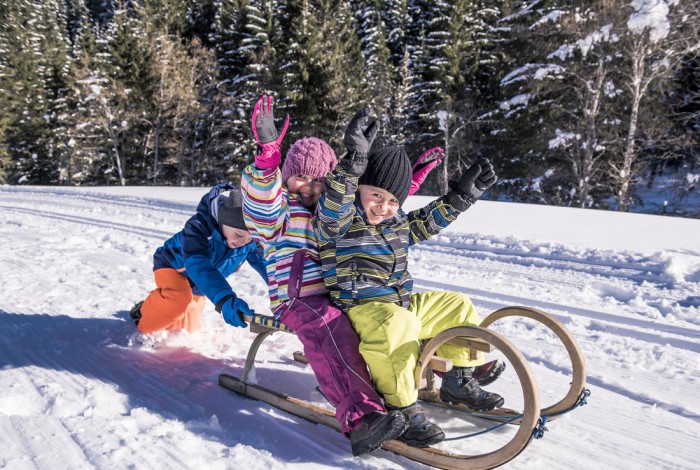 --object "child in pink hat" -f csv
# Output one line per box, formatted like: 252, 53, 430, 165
240, 95, 408, 456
